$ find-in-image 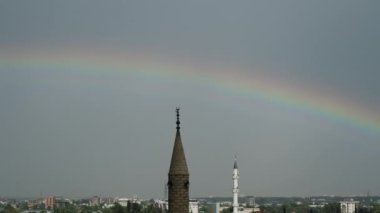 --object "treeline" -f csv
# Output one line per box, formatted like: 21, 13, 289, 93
55, 202, 165, 213
100, 202, 164, 213
0, 202, 165, 213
